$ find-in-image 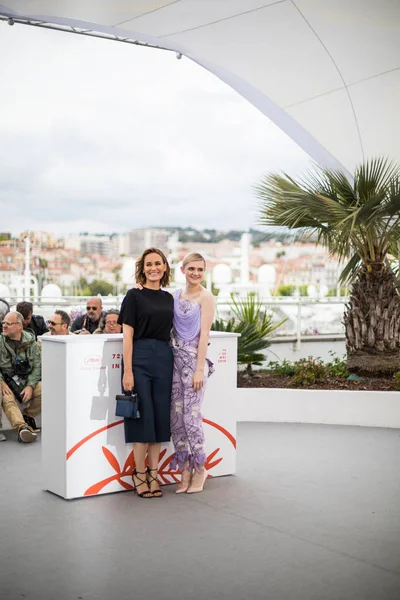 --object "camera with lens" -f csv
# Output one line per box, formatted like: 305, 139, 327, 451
13, 357, 30, 376
0, 358, 31, 403
1, 370, 24, 403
